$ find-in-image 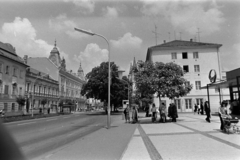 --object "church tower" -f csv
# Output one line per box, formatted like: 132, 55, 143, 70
77, 62, 84, 80
49, 40, 61, 67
